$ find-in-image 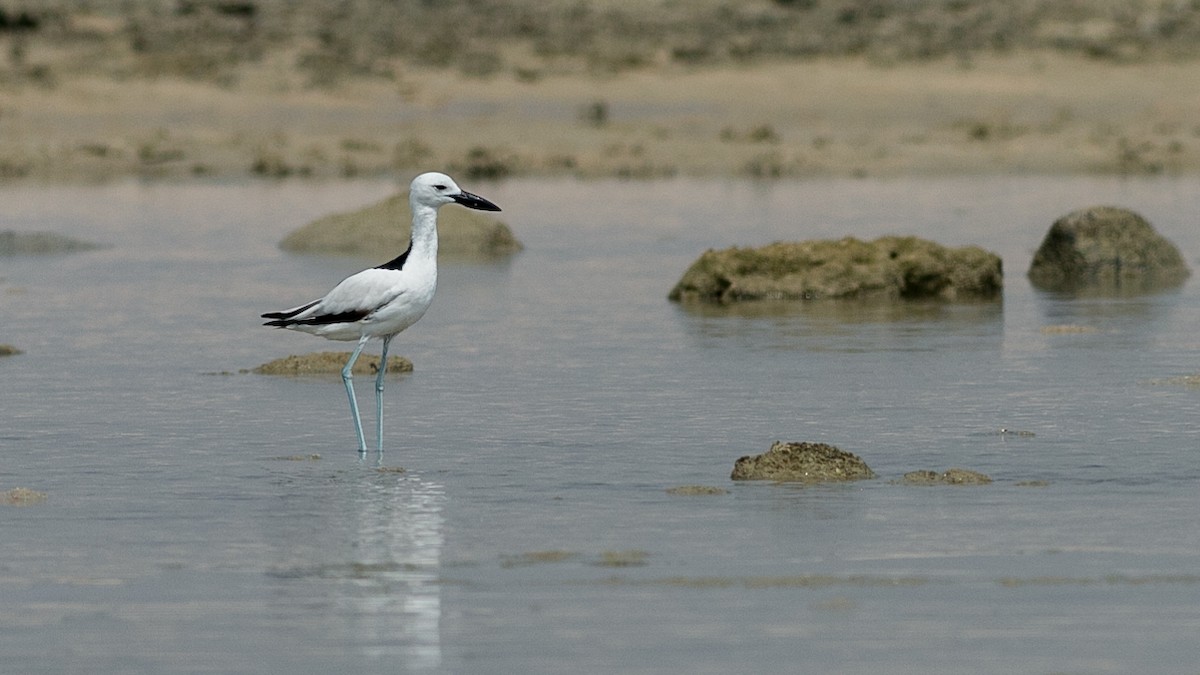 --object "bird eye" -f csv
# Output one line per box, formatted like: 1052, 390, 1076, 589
433, 184, 447, 191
